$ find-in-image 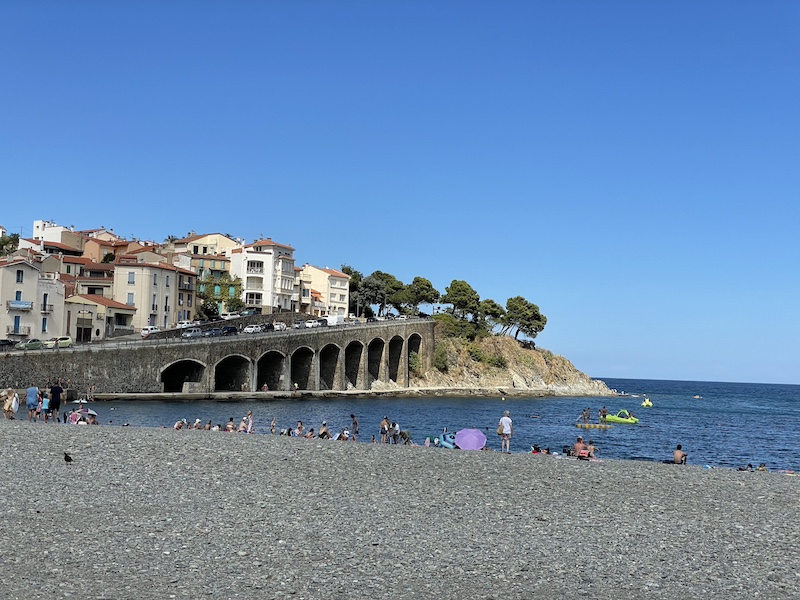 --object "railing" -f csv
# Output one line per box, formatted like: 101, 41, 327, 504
40, 303, 54, 313
6, 325, 31, 335
6, 300, 33, 311
179, 282, 194, 290
151, 304, 158, 312
247, 267, 264, 274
